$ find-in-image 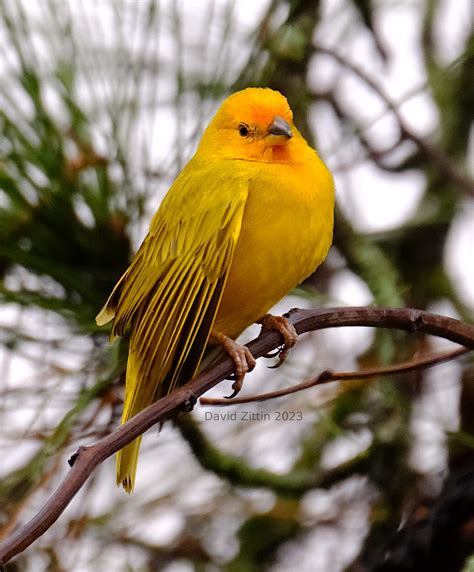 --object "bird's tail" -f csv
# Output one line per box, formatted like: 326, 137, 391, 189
116, 435, 142, 493
115, 351, 151, 494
